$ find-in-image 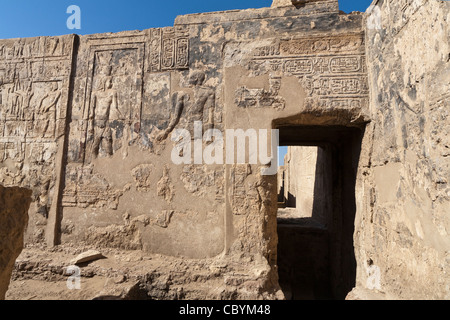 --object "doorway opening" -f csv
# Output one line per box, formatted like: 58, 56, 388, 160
276, 125, 364, 300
